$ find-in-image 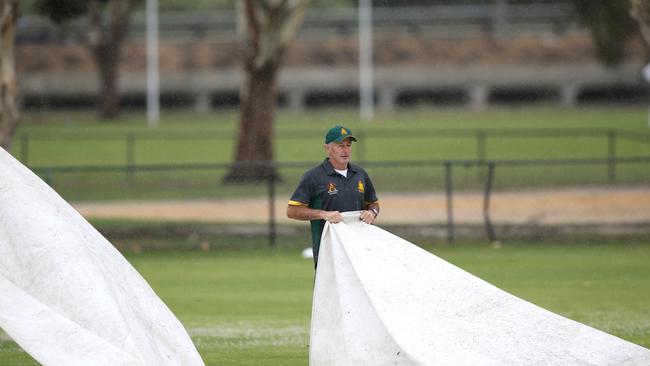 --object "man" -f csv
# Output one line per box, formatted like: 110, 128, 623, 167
287, 125, 380, 267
